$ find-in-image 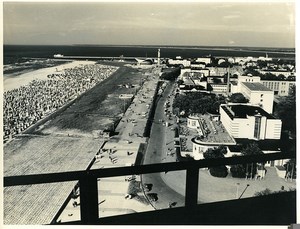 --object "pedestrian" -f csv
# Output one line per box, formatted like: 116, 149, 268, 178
73, 201, 78, 207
